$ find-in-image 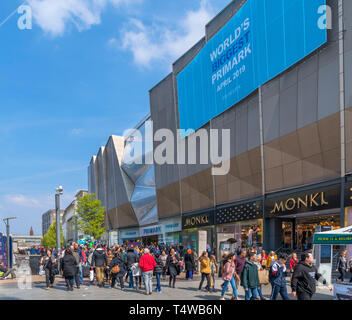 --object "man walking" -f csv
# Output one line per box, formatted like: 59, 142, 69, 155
269, 253, 290, 300
139, 248, 156, 295
291, 252, 332, 300
241, 252, 260, 300
92, 245, 107, 287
